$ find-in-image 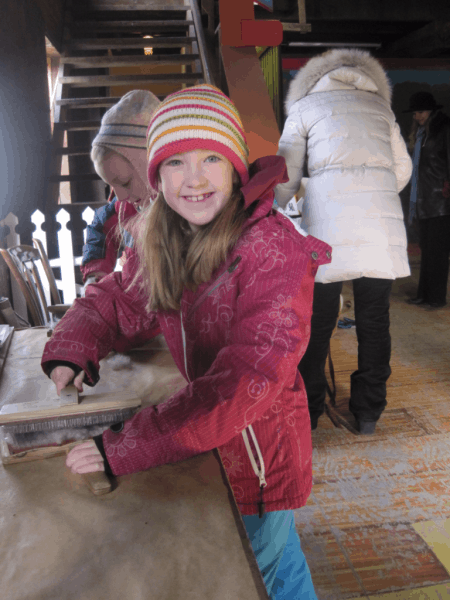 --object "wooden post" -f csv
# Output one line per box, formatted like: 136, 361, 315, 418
221, 47, 280, 162
219, 0, 282, 161
0, 214, 28, 319
0, 0, 52, 221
